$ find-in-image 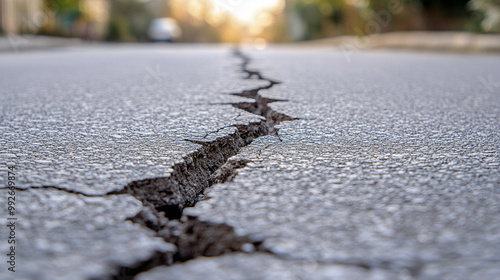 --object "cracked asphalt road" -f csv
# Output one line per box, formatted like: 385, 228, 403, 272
0, 46, 266, 280
1, 45, 500, 280
0, 46, 267, 194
